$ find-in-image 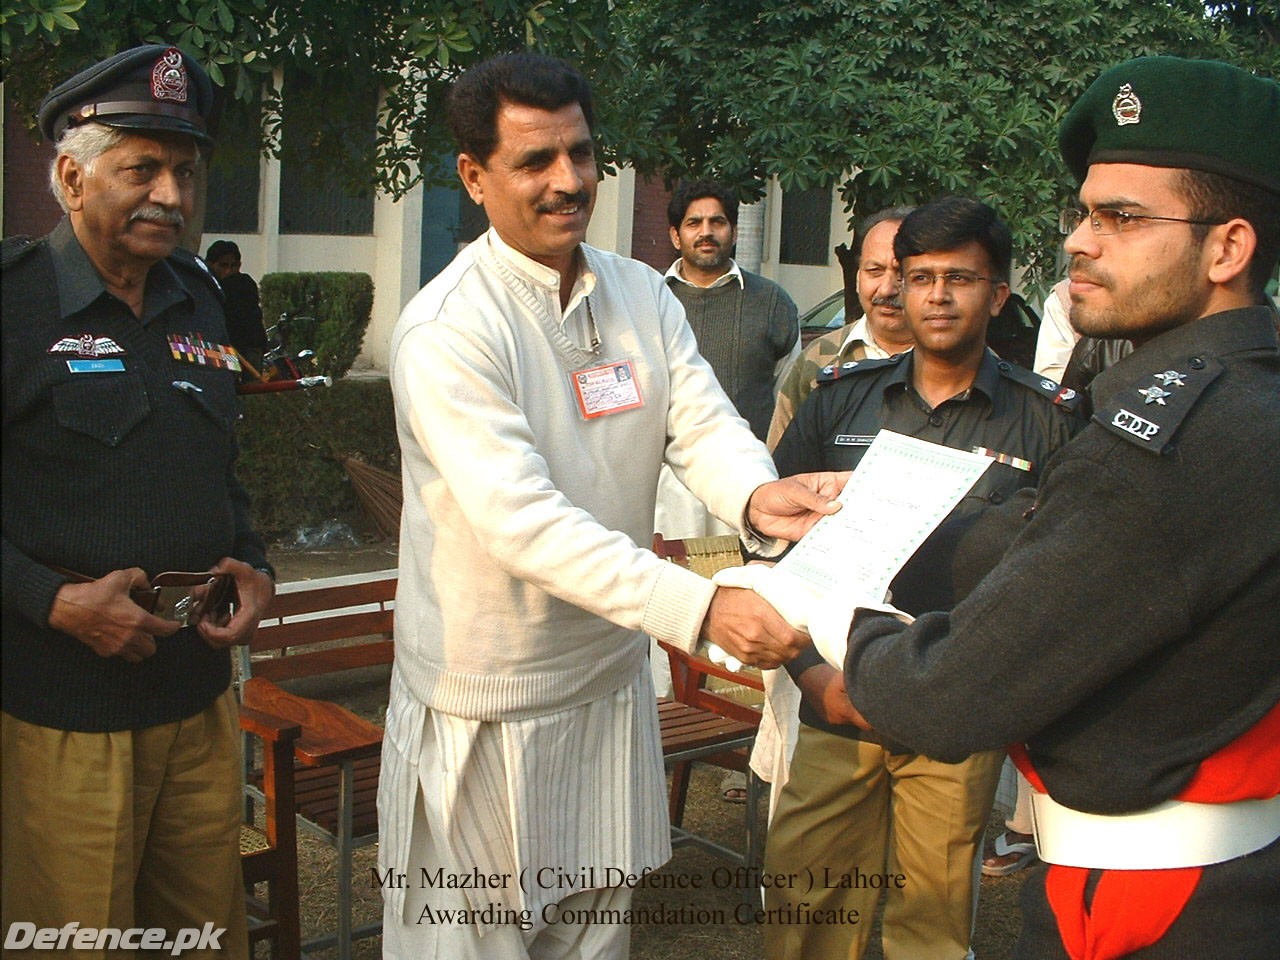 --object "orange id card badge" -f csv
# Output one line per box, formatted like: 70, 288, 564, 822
569, 359, 644, 420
